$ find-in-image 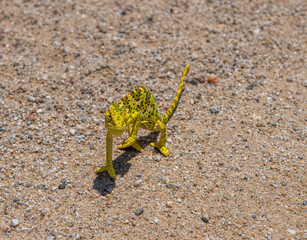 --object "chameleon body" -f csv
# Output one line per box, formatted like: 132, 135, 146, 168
97, 65, 190, 180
